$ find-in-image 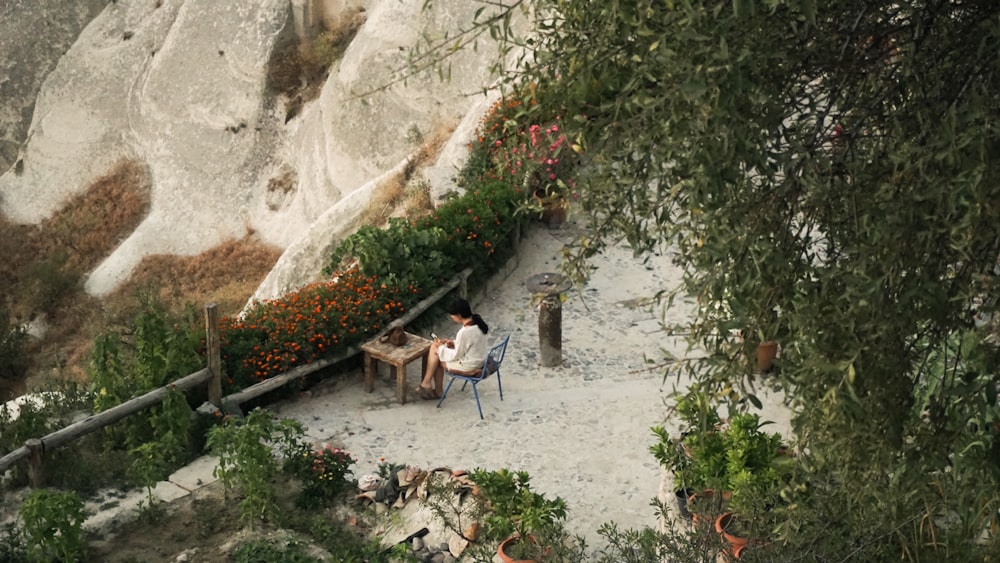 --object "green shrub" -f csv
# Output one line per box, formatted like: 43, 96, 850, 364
283, 443, 356, 509
0, 383, 102, 489
0, 522, 27, 563
20, 488, 88, 563
90, 297, 202, 451
231, 536, 323, 563
0, 306, 28, 380
207, 408, 304, 529
127, 387, 195, 509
